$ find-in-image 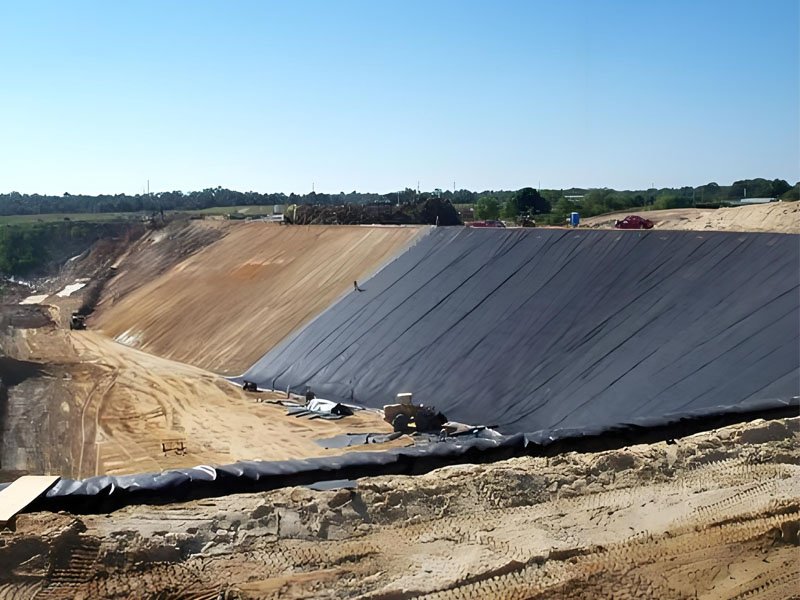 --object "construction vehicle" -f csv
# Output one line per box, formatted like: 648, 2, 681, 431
69, 312, 86, 330
383, 393, 447, 433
